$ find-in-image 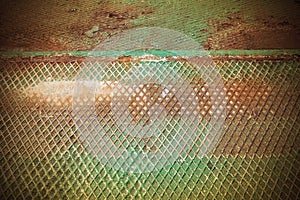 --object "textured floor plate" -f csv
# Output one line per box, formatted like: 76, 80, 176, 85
0, 52, 299, 199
